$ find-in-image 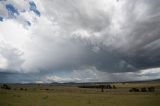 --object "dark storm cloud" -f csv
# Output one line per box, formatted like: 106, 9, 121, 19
0, 71, 40, 83
37, 0, 160, 73
115, 0, 160, 71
